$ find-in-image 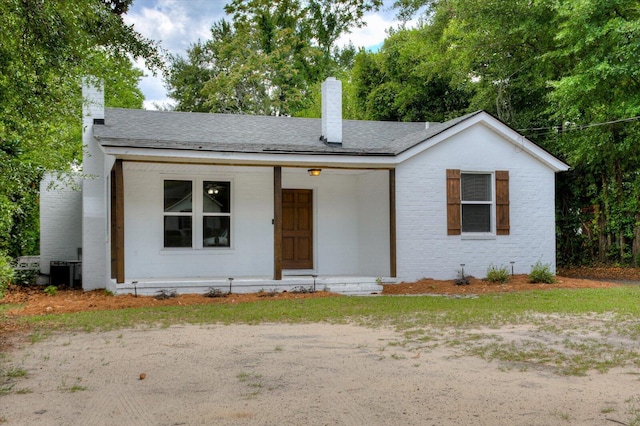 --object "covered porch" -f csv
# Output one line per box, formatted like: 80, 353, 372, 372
107, 160, 397, 295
